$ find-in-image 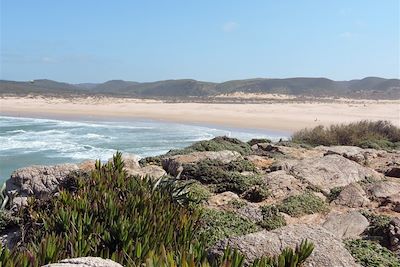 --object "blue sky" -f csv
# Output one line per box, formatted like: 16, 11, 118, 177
1, 0, 399, 83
